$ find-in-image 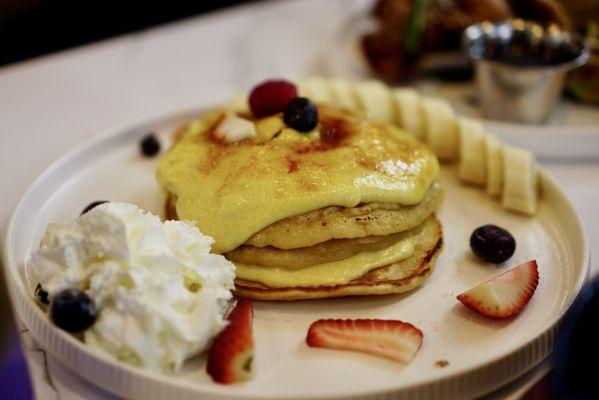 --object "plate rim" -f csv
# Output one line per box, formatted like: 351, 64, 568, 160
2, 106, 590, 400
